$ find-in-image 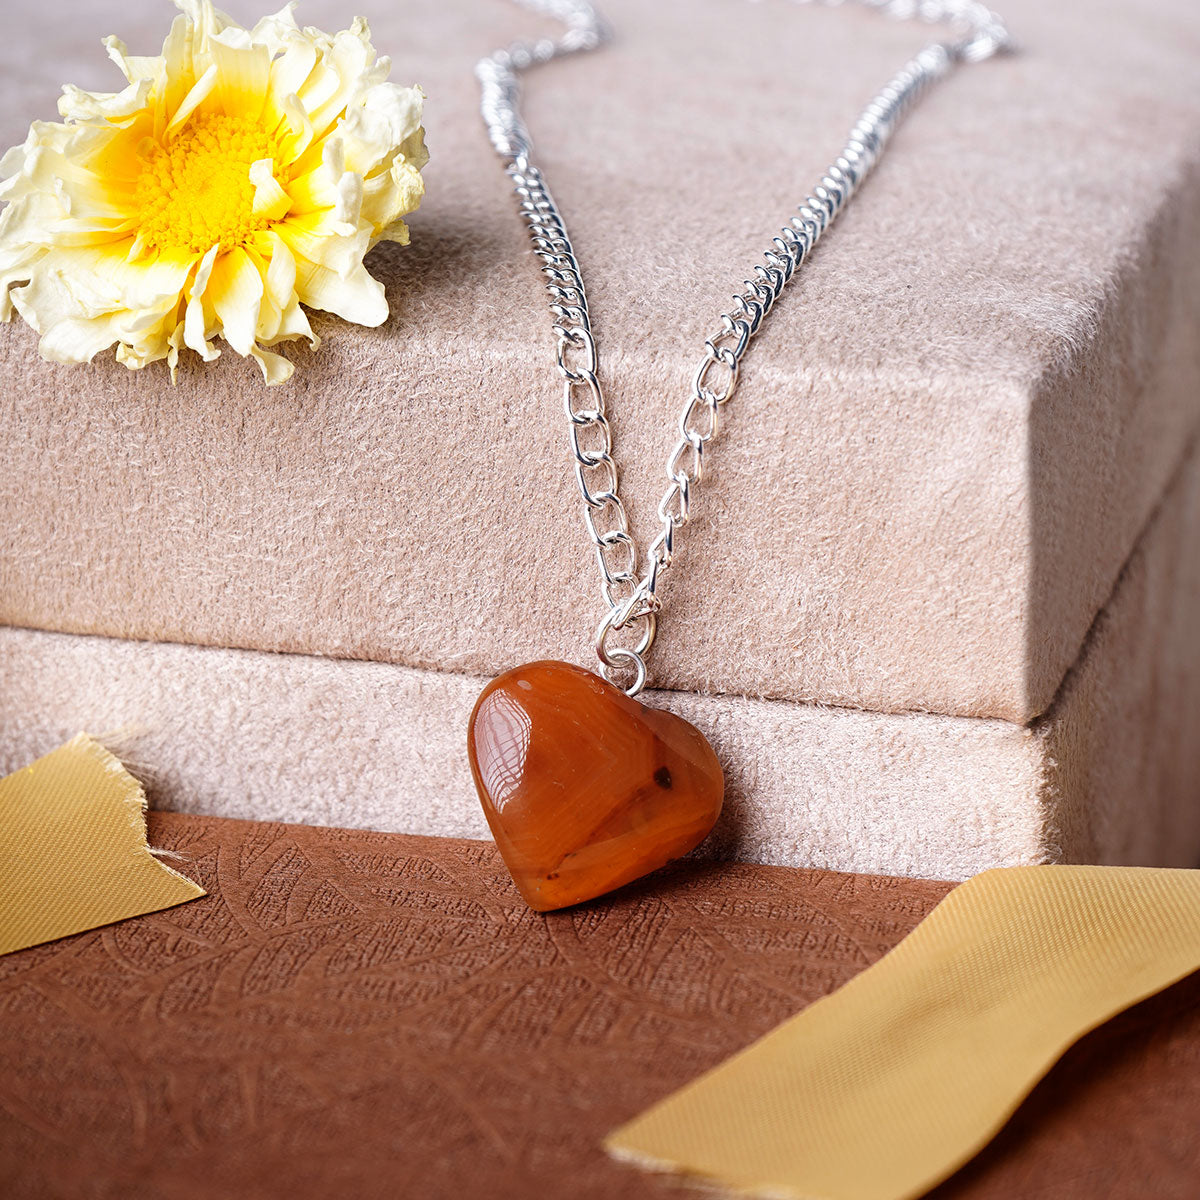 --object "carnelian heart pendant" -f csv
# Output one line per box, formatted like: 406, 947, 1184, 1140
468, 660, 724, 912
